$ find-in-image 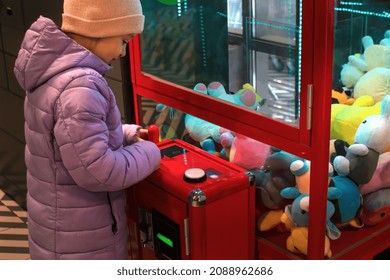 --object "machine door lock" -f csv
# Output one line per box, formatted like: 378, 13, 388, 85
138, 208, 154, 250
